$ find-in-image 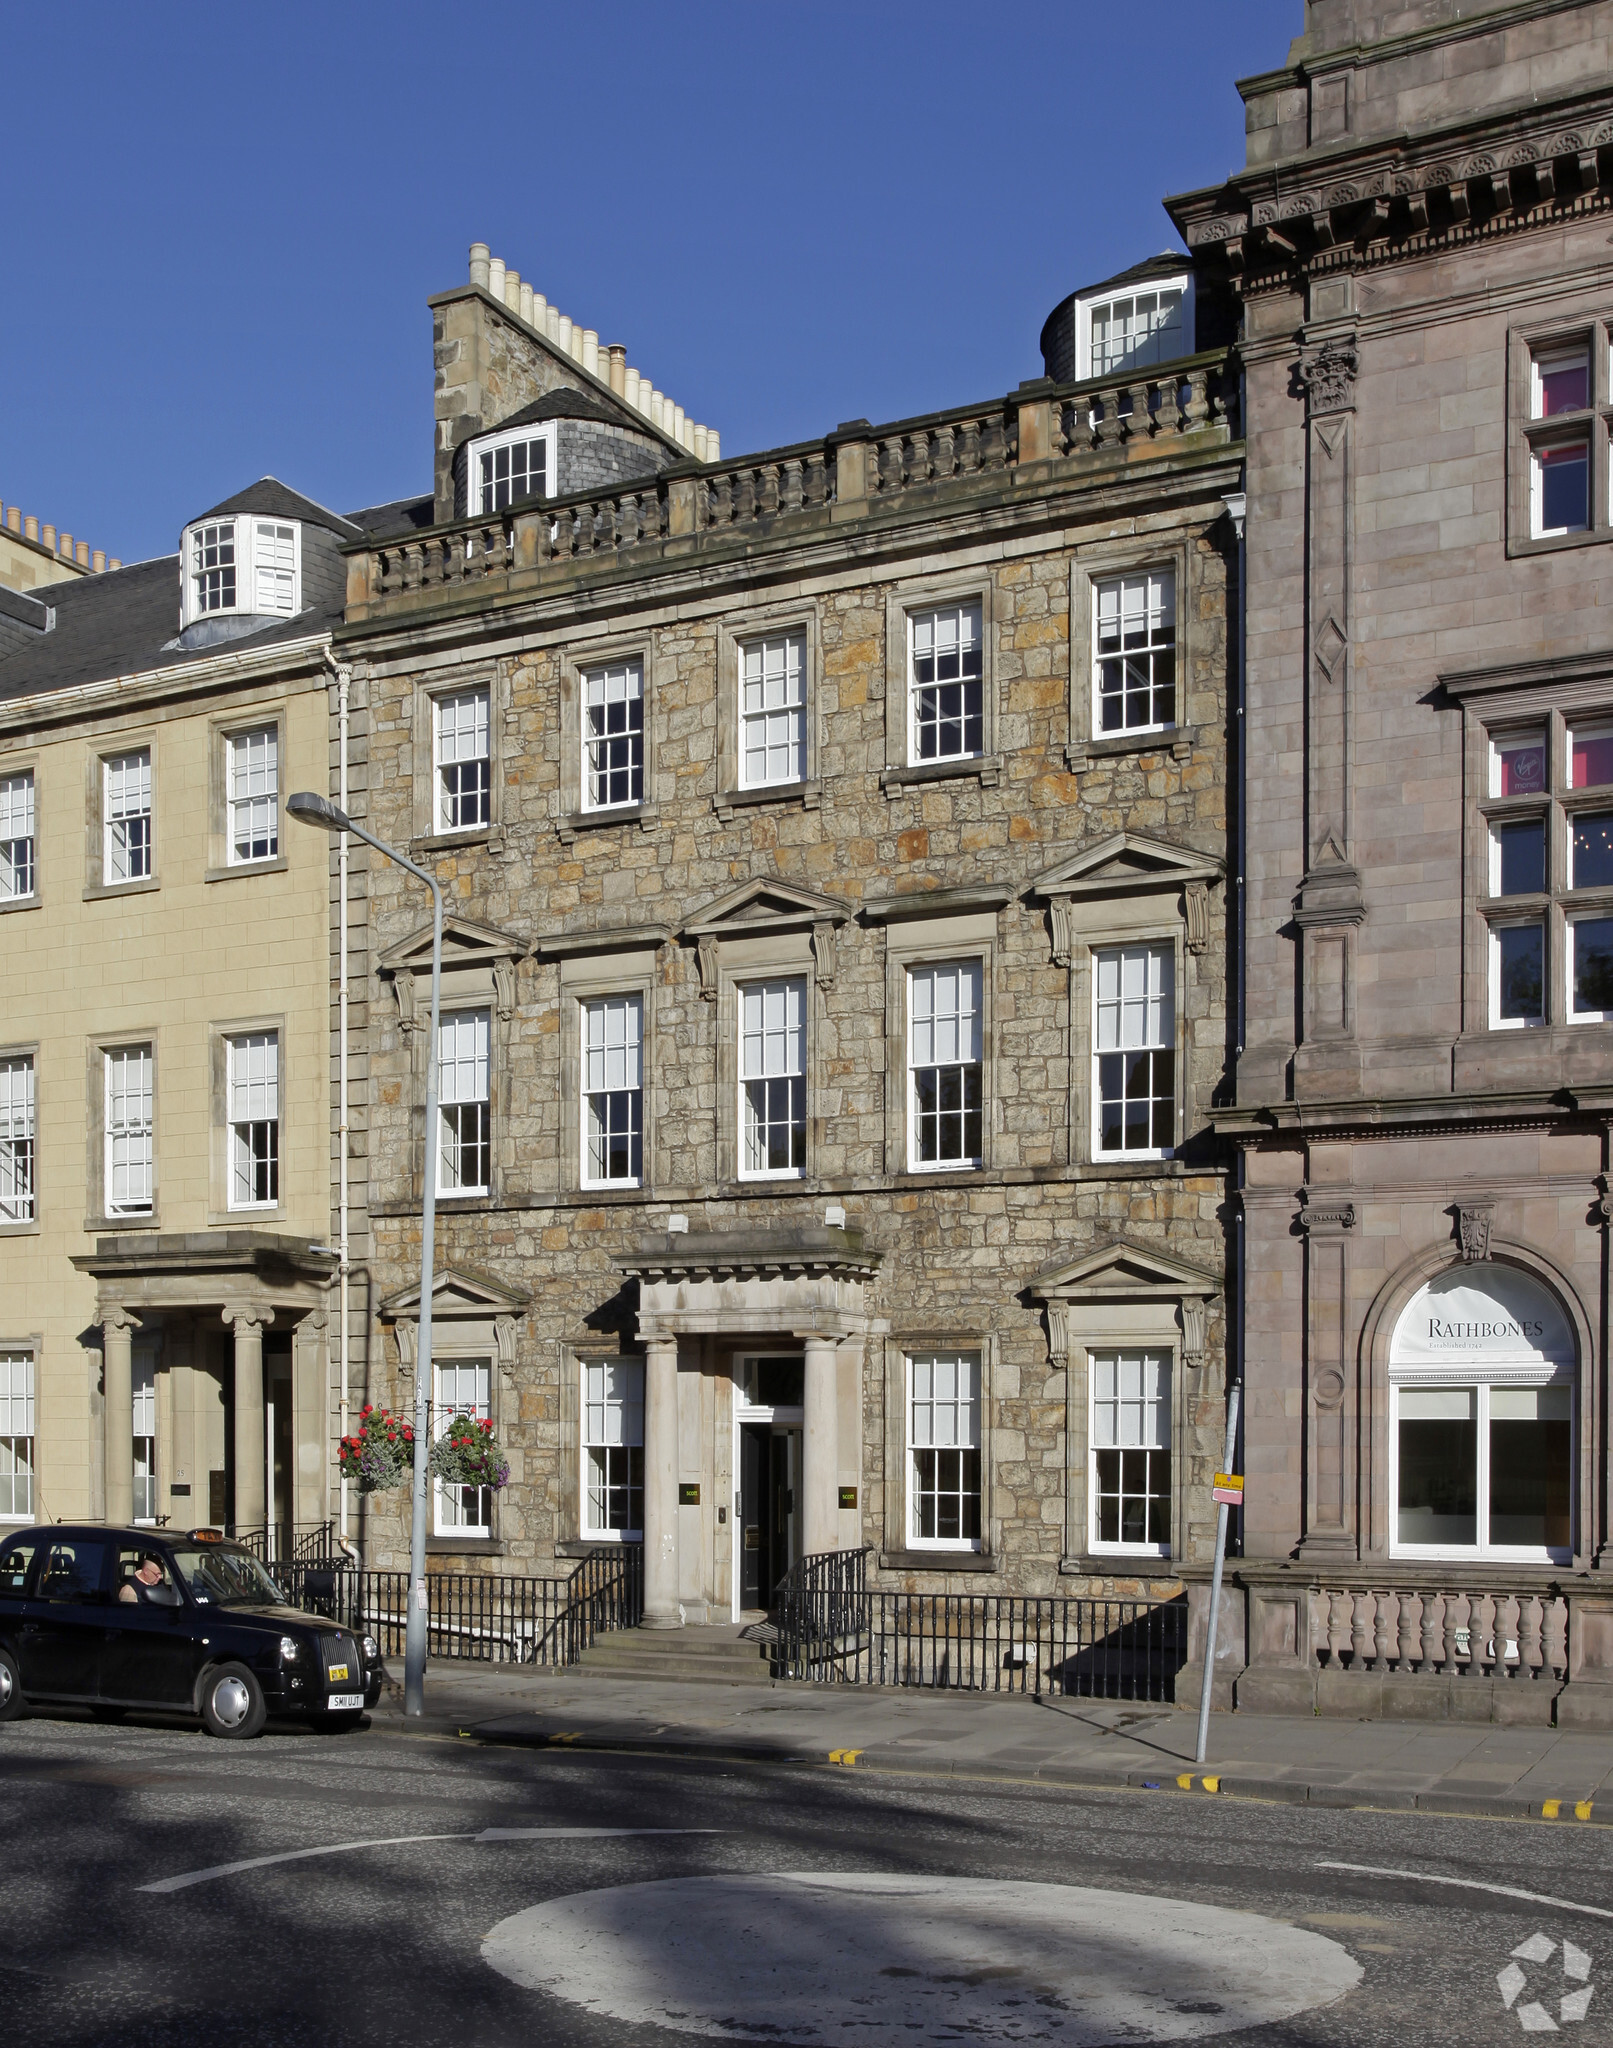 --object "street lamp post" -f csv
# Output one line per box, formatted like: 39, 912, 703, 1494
288, 789, 441, 1718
